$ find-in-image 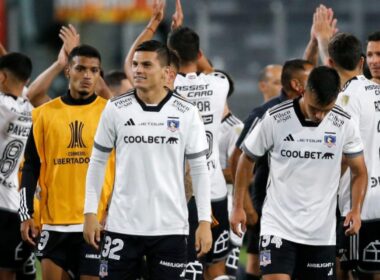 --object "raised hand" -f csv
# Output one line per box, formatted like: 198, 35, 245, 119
171, 0, 183, 30
59, 24, 80, 55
